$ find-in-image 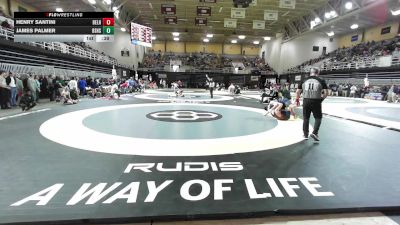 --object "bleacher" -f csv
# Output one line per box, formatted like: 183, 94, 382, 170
286, 36, 400, 74
139, 51, 276, 75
